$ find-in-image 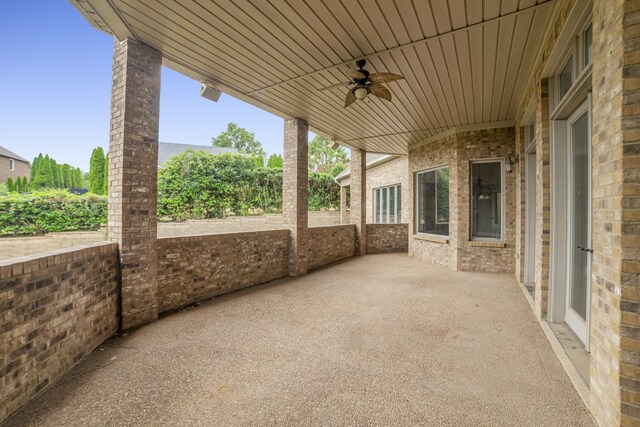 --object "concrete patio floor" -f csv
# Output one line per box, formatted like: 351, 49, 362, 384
3, 253, 594, 426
